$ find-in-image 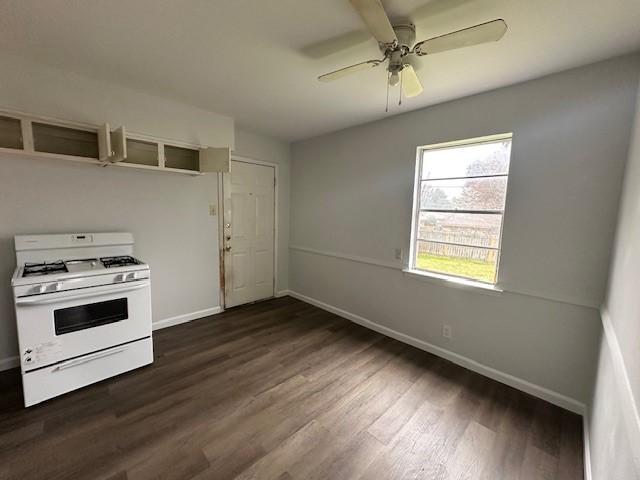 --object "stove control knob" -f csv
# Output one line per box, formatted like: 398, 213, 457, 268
25, 357, 32, 363
52, 282, 63, 291
115, 274, 126, 282
25, 349, 33, 354
127, 272, 137, 281
35, 285, 46, 294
